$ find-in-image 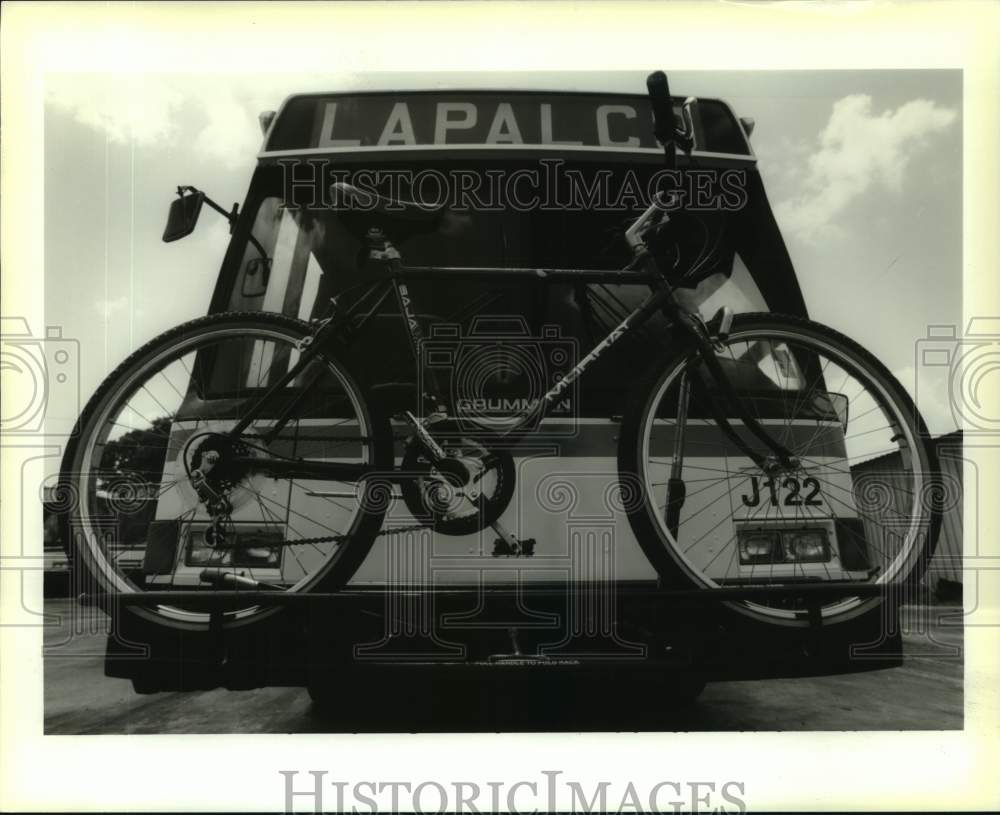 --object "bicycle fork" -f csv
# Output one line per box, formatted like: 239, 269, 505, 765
669, 301, 798, 473
665, 372, 691, 543
657, 293, 801, 537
